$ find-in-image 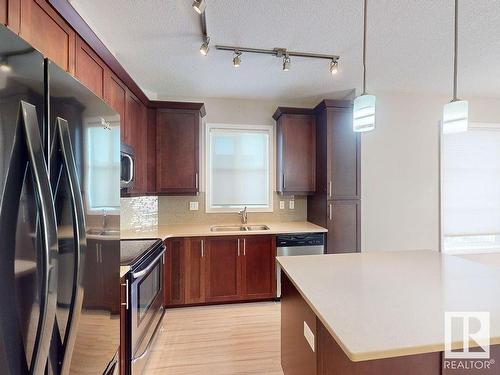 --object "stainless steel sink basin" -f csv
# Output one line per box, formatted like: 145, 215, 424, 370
209, 225, 270, 232
87, 229, 120, 237
245, 225, 270, 231
210, 225, 246, 232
